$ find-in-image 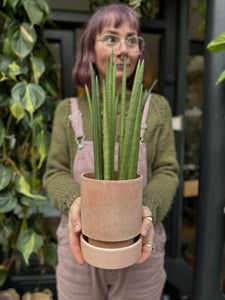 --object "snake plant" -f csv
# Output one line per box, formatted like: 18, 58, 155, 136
85, 52, 156, 180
